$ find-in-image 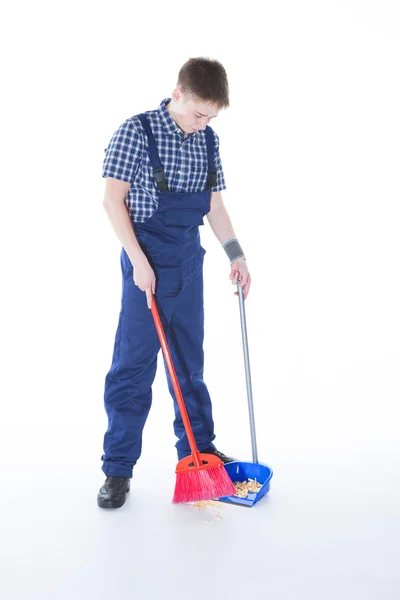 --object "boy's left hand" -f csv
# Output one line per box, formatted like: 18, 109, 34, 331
230, 258, 251, 300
